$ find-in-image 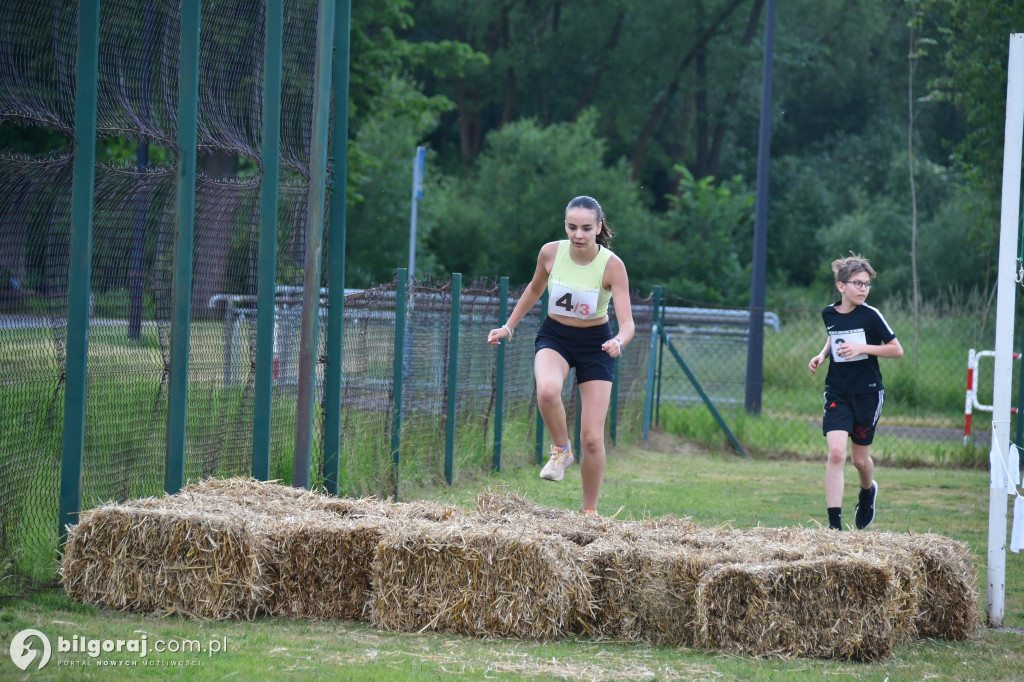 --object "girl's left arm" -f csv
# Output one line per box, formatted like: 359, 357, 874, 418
601, 256, 634, 356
